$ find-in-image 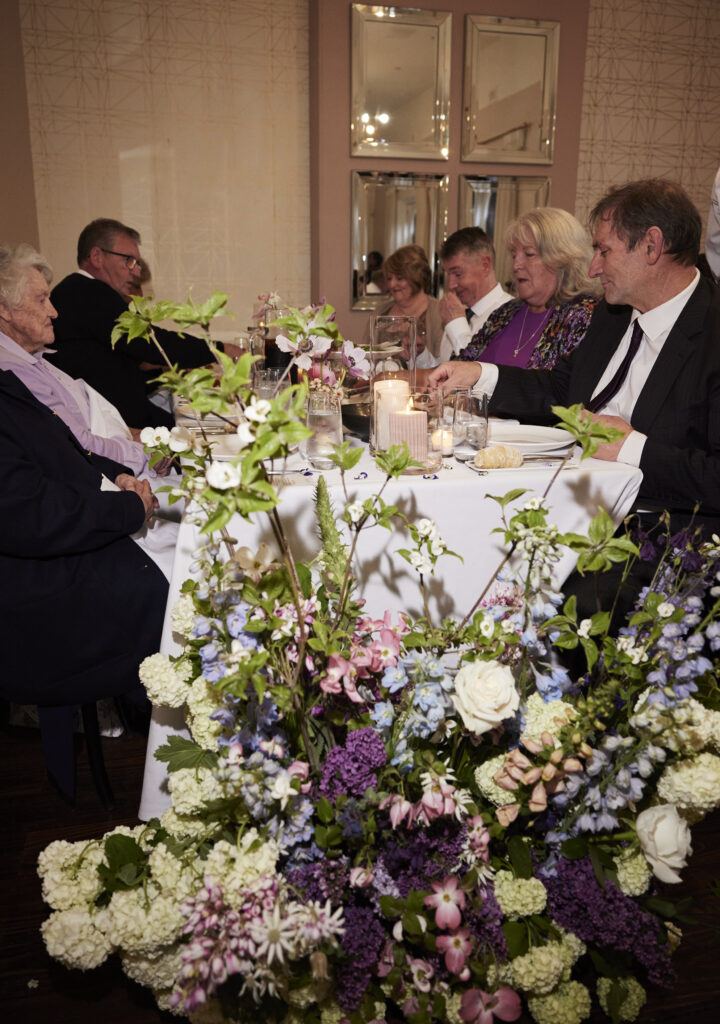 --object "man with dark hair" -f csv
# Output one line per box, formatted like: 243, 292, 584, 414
48, 218, 239, 428
430, 178, 720, 614
424, 227, 511, 367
